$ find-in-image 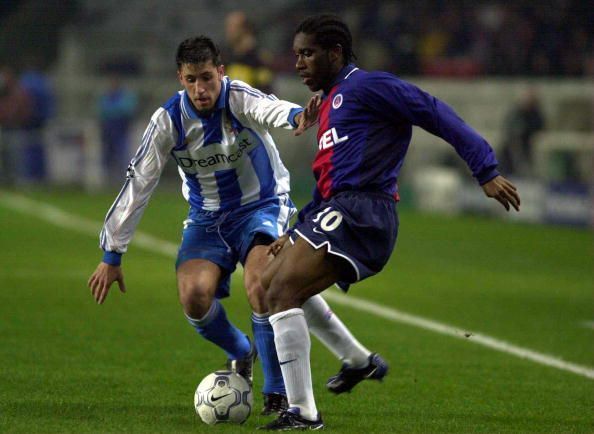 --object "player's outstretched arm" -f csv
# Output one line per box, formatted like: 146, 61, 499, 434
88, 262, 126, 304
481, 175, 521, 212
294, 94, 321, 136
